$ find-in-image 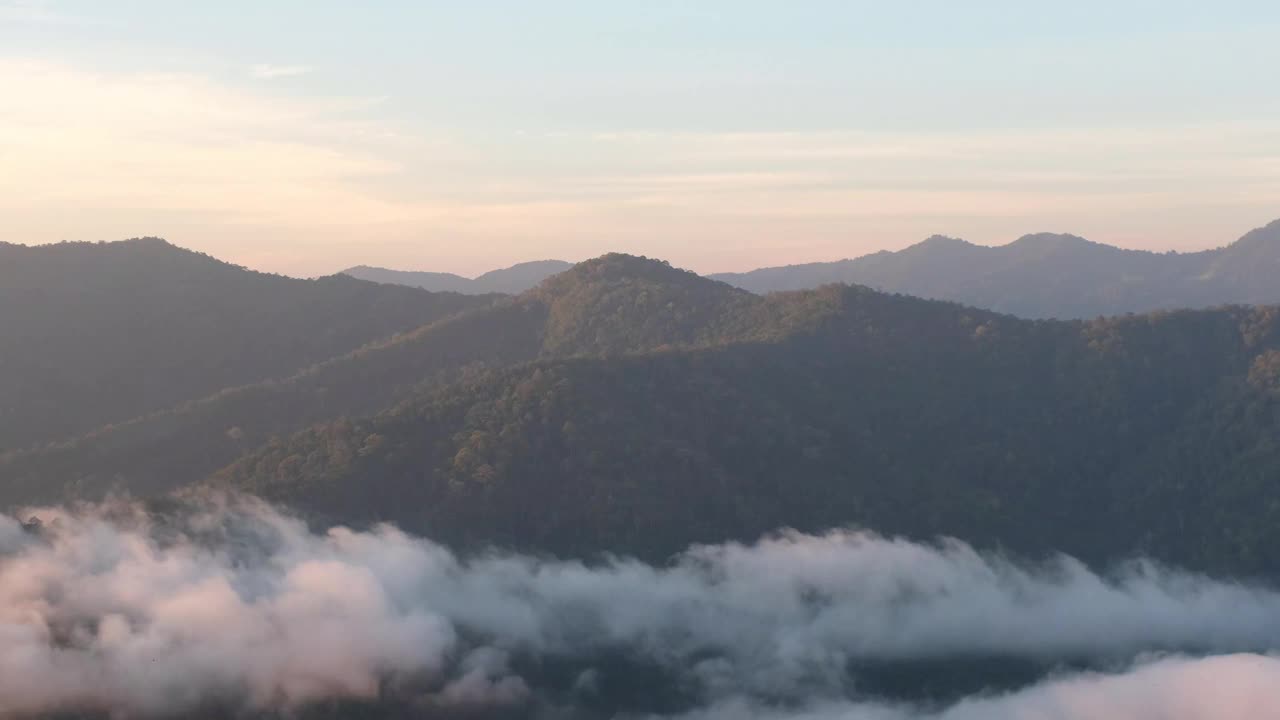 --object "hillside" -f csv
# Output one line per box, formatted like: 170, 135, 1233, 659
343, 259, 573, 294
12, 247, 1280, 578
712, 219, 1280, 318
0, 255, 787, 504
216, 284, 1280, 576
0, 239, 495, 452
